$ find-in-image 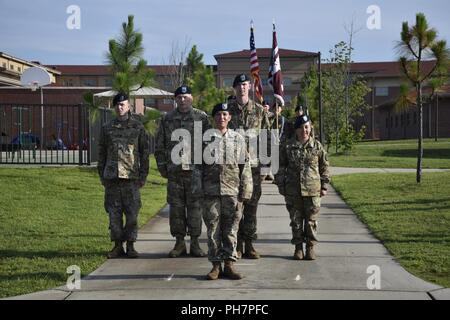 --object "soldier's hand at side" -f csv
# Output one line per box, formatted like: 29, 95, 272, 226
320, 189, 327, 197
158, 166, 168, 179
136, 180, 145, 188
